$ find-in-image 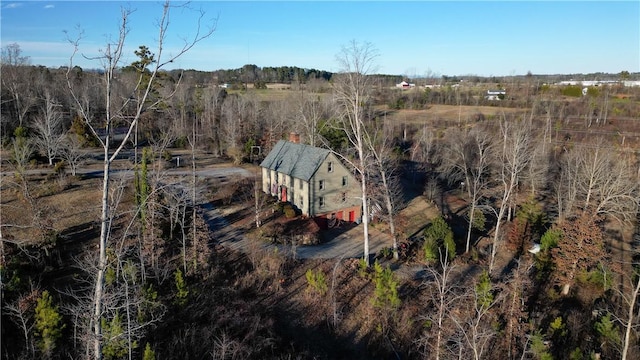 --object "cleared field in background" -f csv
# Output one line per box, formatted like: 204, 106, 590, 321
376, 104, 525, 125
